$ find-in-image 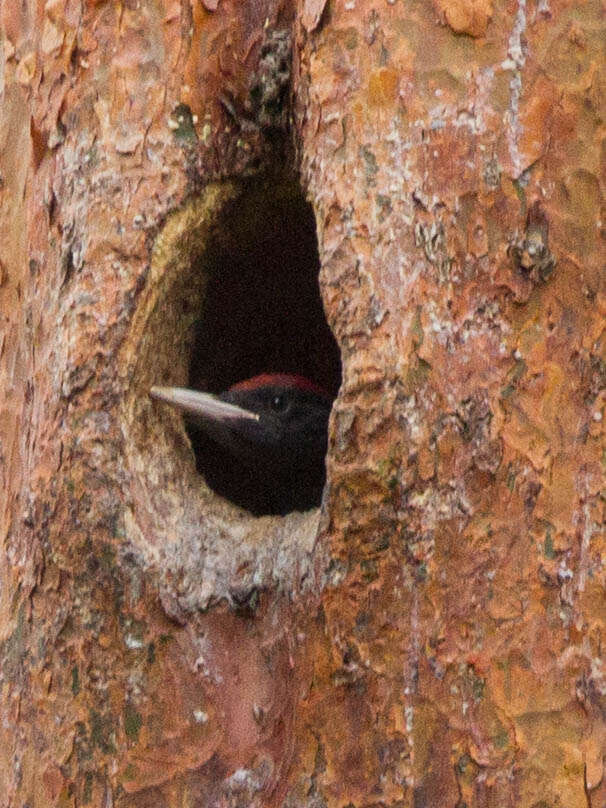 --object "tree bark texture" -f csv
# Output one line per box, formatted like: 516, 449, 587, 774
0, 0, 605, 806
